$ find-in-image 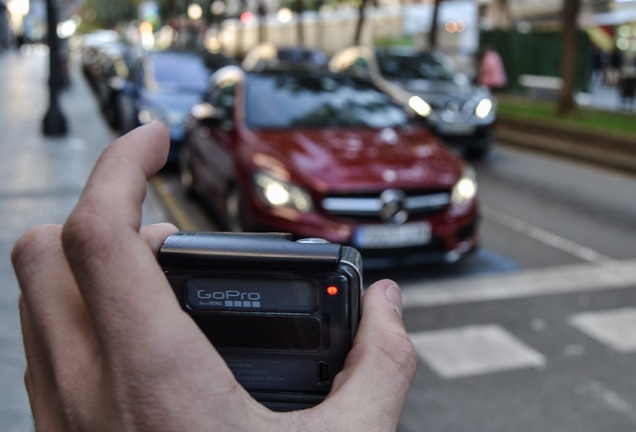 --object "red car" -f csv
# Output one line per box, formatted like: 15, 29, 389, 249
179, 65, 479, 268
